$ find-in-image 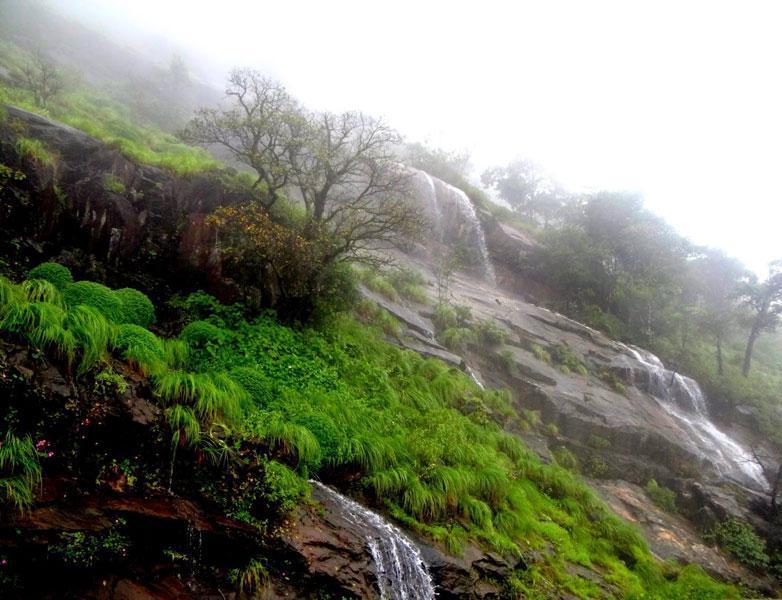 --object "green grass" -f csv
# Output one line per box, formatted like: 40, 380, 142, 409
0, 55, 218, 176
0, 266, 740, 597
0, 431, 41, 512
15, 137, 55, 166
